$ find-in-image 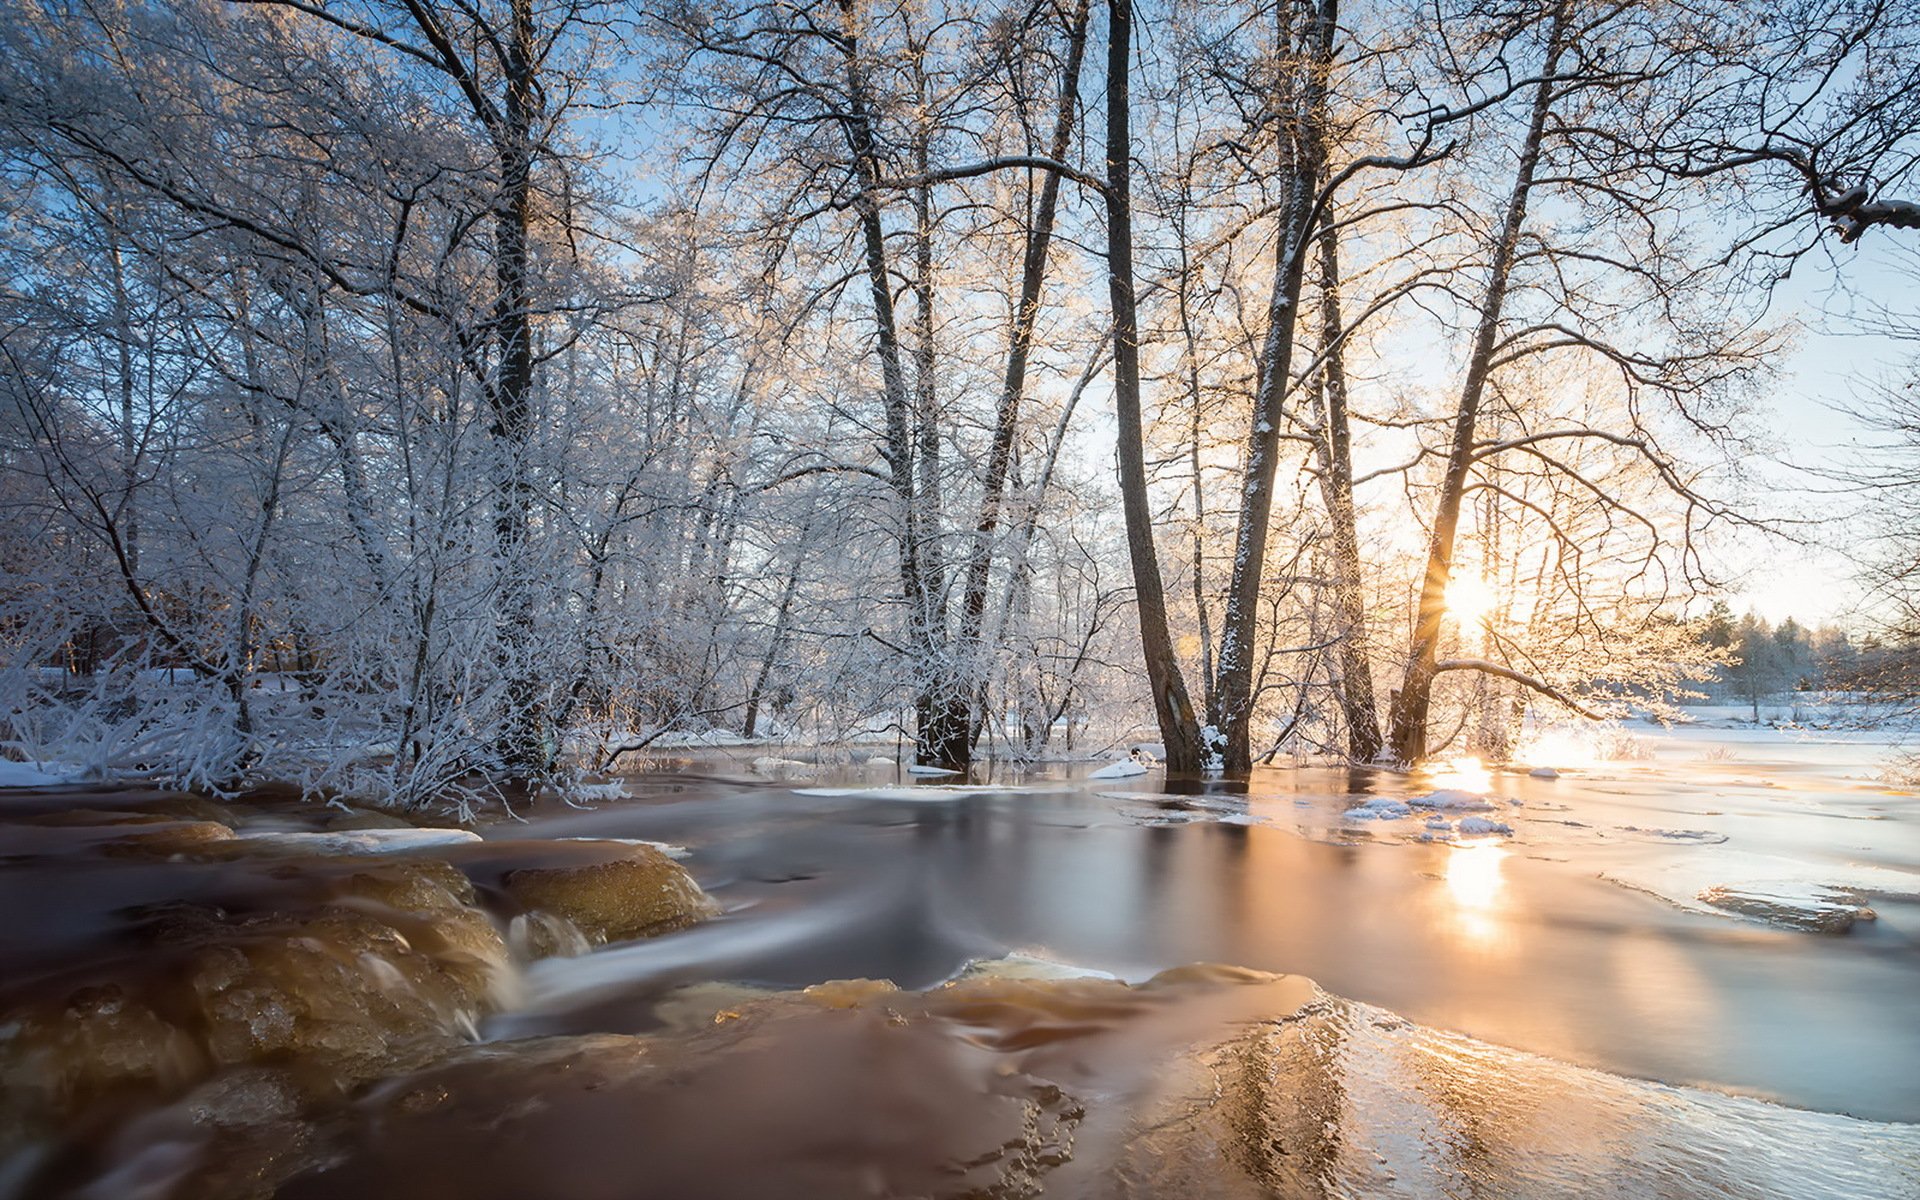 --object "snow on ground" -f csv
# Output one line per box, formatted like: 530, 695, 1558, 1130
0, 760, 82, 788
